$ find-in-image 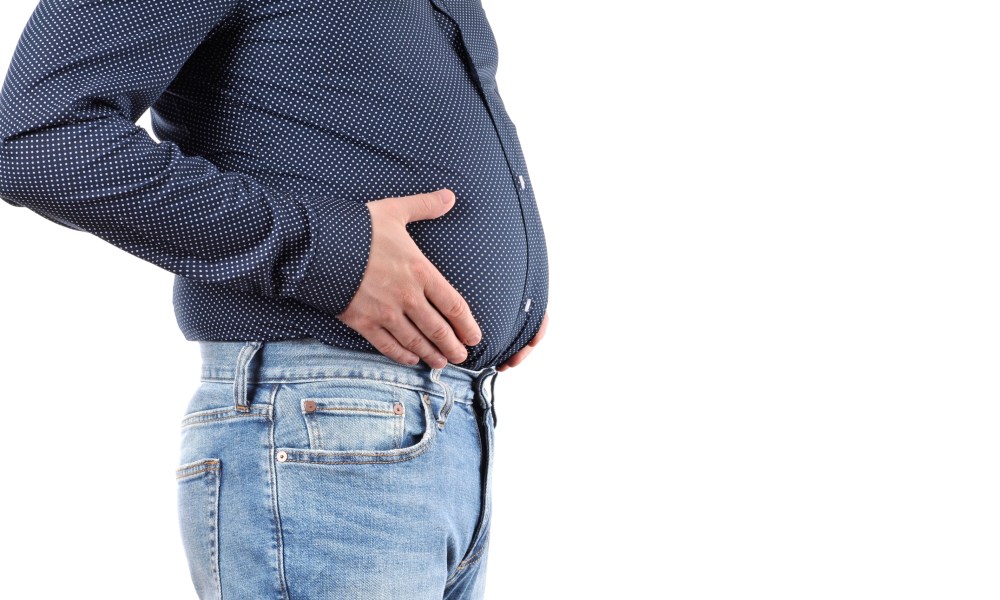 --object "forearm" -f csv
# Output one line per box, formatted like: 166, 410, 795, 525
0, 0, 372, 315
